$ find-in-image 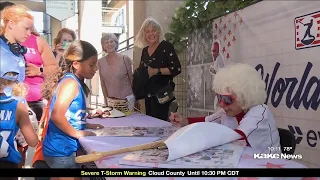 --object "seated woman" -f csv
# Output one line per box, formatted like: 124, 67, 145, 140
170, 63, 281, 154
